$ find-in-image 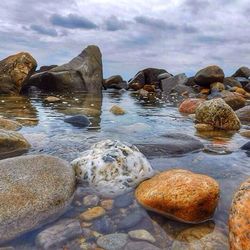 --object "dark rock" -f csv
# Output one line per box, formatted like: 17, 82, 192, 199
232, 66, 250, 78
223, 77, 242, 88
36, 219, 82, 250
26, 45, 103, 94
185, 76, 197, 87
136, 133, 204, 157
241, 141, 250, 150
157, 72, 172, 80
236, 106, 250, 123
0, 52, 37, 94
194, 65, 224, 87
104, 75, 128, 90
124, 241, 160, 250
244, 83, 250, 92
234, 77, 250, 87
64, 115, 90, 128
223, 93, 246, 111
92, 216, 116, 234
160, 73, 188, 94
36, 65, 58, 73
114, 191, 134, 208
